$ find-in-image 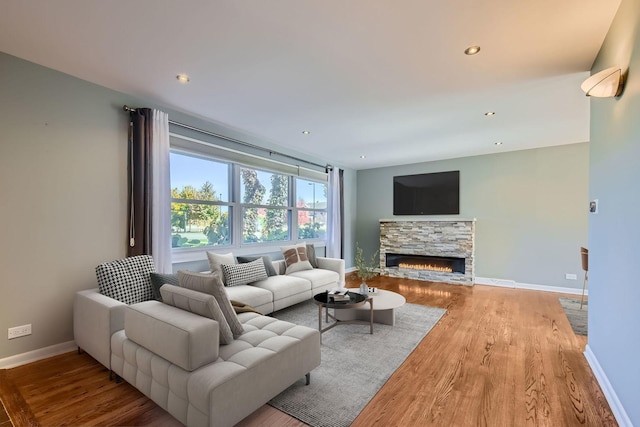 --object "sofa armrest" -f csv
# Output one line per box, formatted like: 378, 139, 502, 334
316, 257, 345, 283
125, 301, 219, 371
74, 288, 126, 370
